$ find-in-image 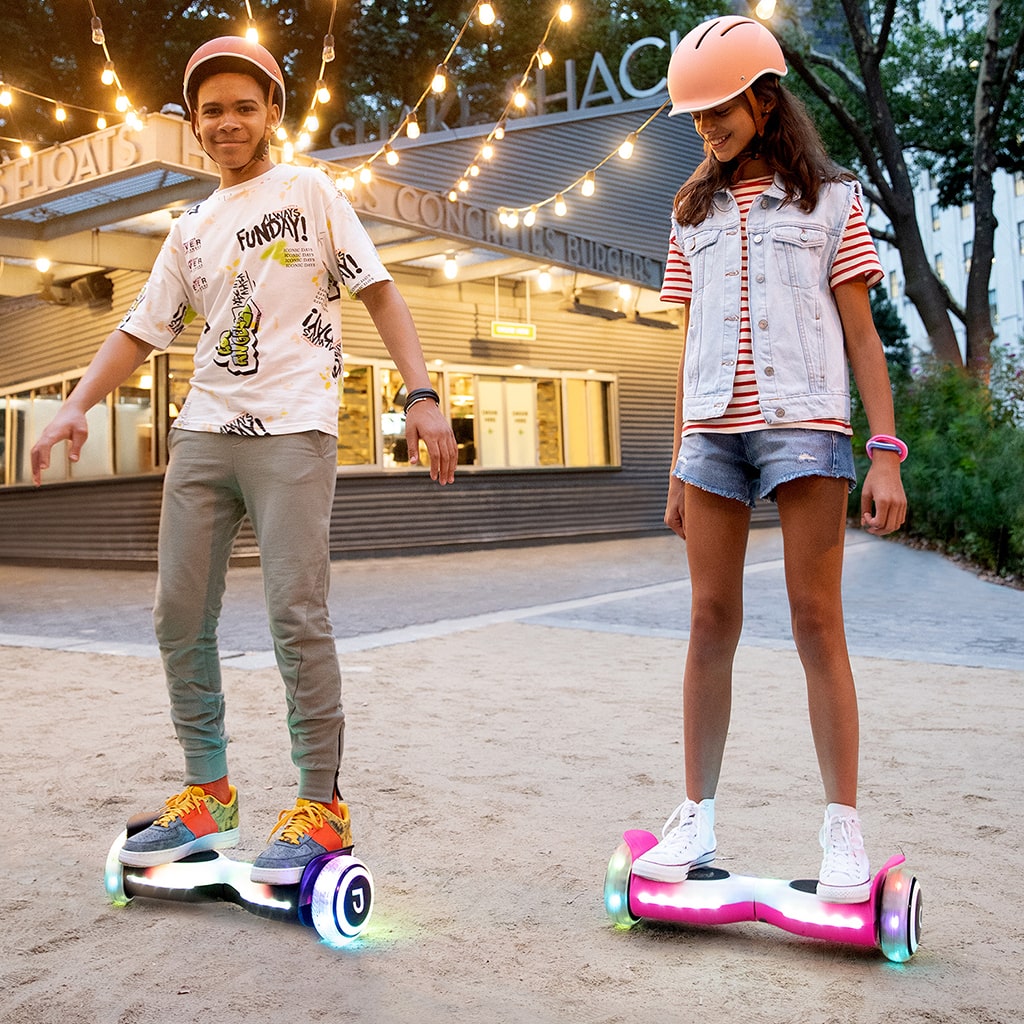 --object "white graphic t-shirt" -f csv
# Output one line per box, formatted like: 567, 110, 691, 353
120, 163, 391, 437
